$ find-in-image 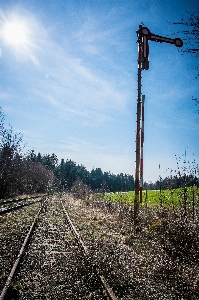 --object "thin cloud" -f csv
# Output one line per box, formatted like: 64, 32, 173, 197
54, 137, 134, 174
18, 32, 131, 119
0, 8, 131, 119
